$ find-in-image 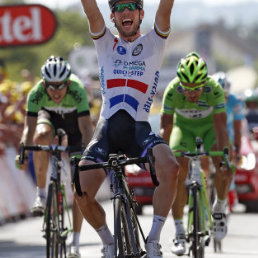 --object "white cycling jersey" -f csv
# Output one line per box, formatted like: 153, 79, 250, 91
92, 24, 169, 122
